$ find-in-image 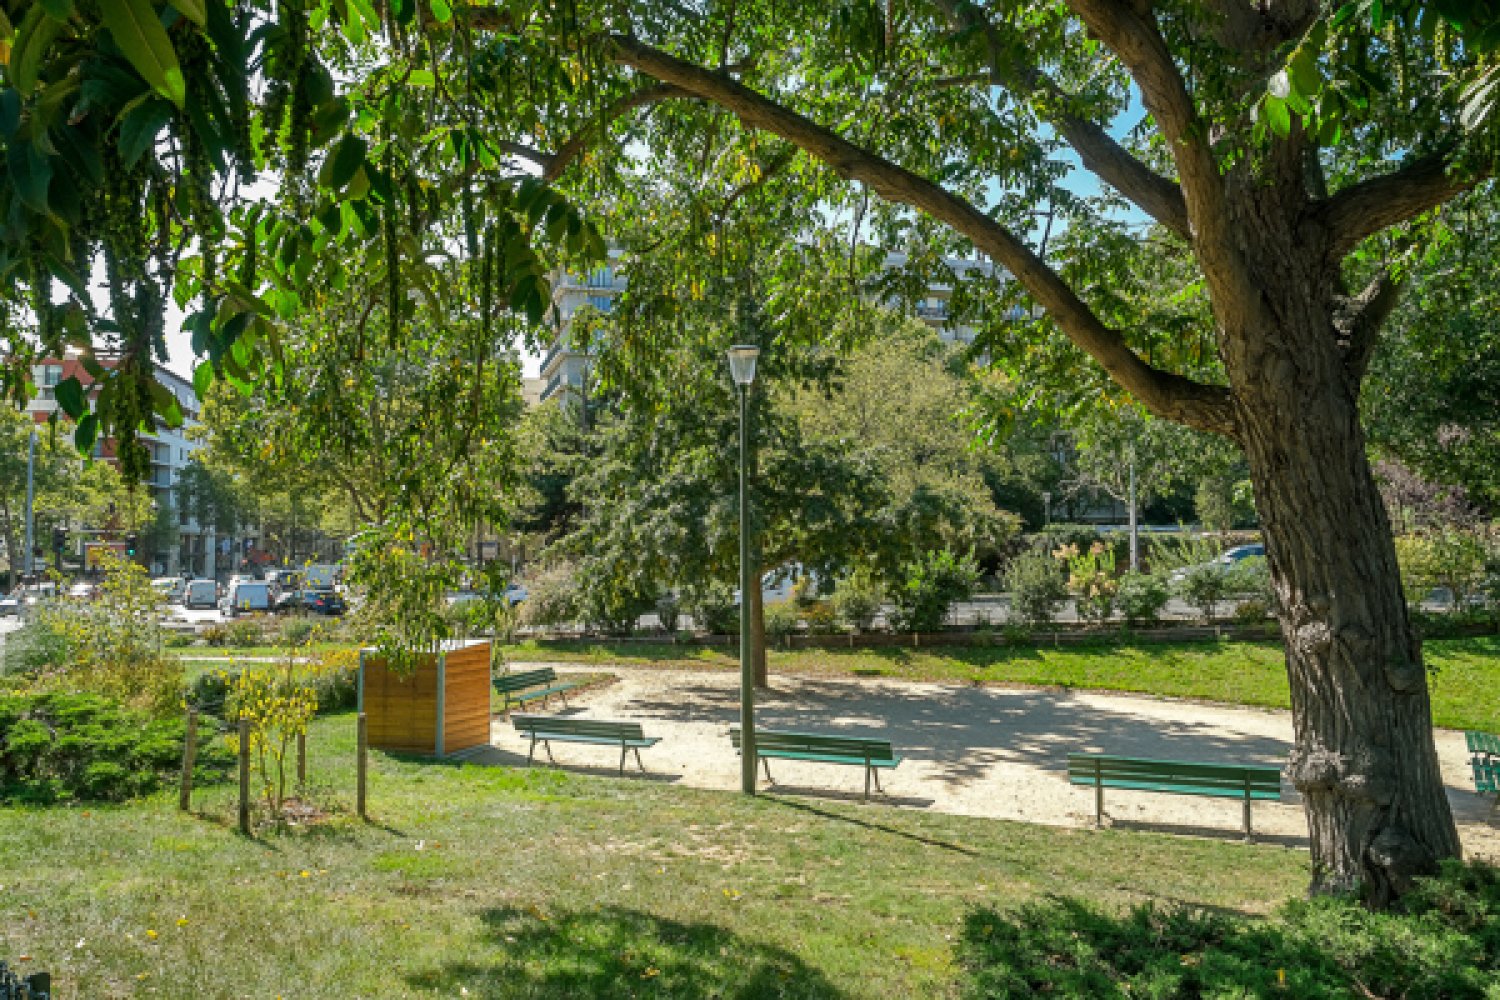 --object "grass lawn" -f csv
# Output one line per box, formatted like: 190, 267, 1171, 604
508, 636, 1500, 732
0, 712, 1310, 999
